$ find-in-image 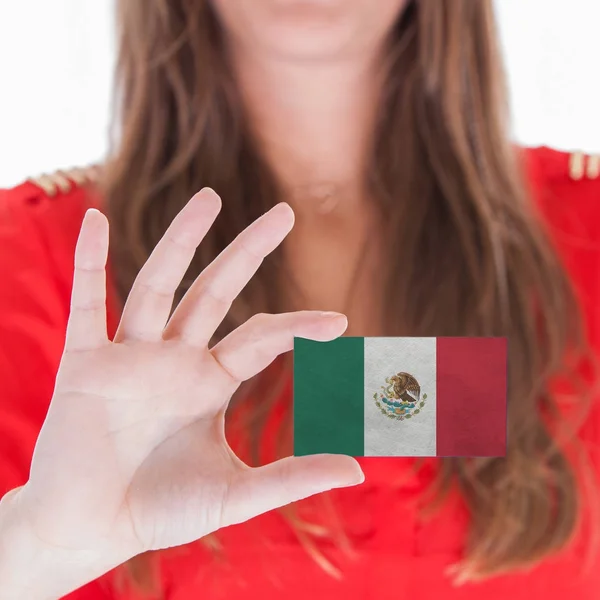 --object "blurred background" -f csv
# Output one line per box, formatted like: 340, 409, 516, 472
0, 0, 599, 188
